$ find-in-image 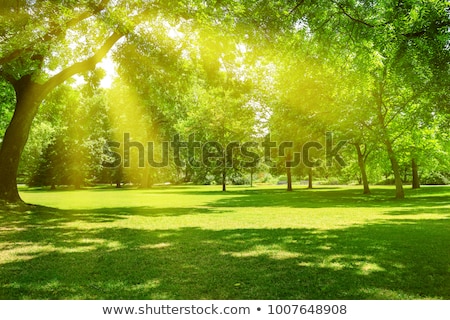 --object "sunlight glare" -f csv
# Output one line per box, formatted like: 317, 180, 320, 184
99, 54, 117, 89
